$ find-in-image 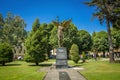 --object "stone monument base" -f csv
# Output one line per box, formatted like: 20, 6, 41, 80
56, 47, 68, 69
